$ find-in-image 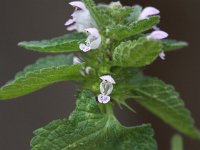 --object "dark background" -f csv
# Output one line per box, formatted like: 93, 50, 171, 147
0, 0, 199, 149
